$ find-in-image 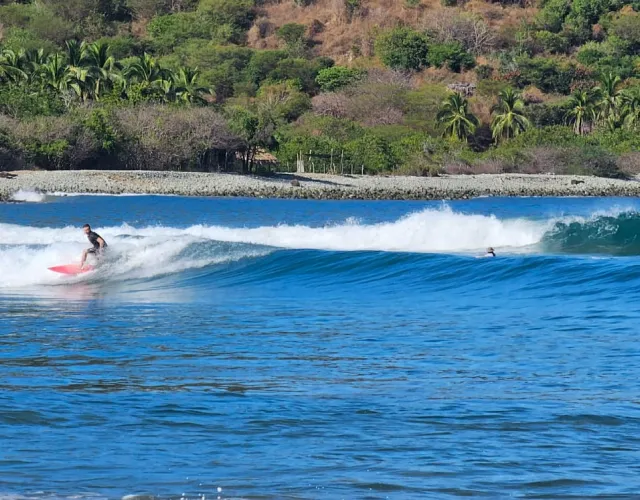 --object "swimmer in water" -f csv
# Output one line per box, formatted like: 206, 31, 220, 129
486, 247, 496, 257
